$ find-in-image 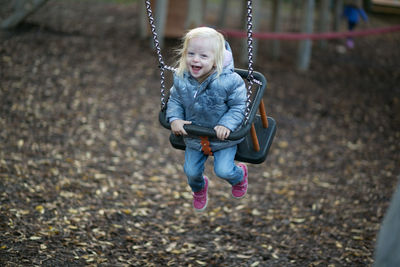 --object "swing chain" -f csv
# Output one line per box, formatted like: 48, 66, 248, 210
144, 0, 167, 109
244, 0, 255, 123
145, 0, 260, 115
